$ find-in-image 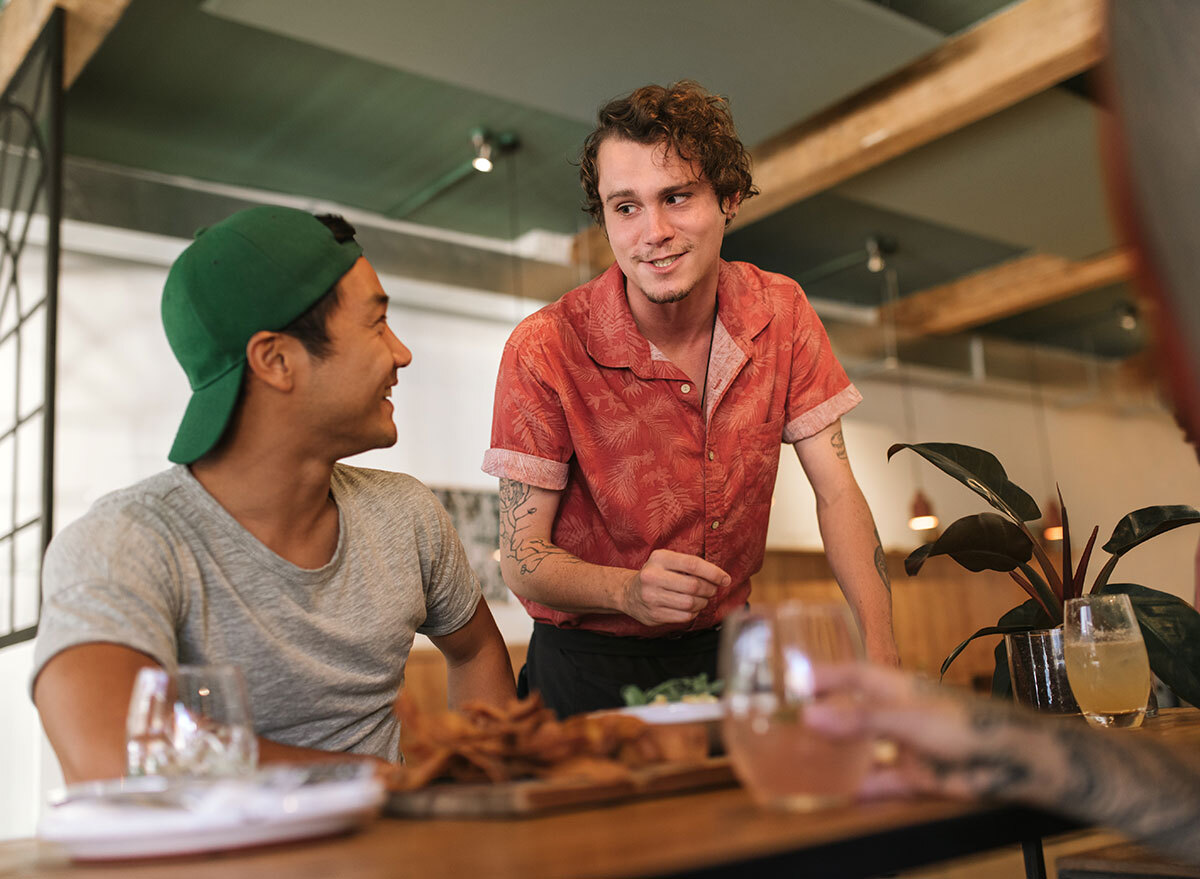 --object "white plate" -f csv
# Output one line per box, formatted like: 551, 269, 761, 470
39, 764, 385, 861
613, 701, 723, 725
